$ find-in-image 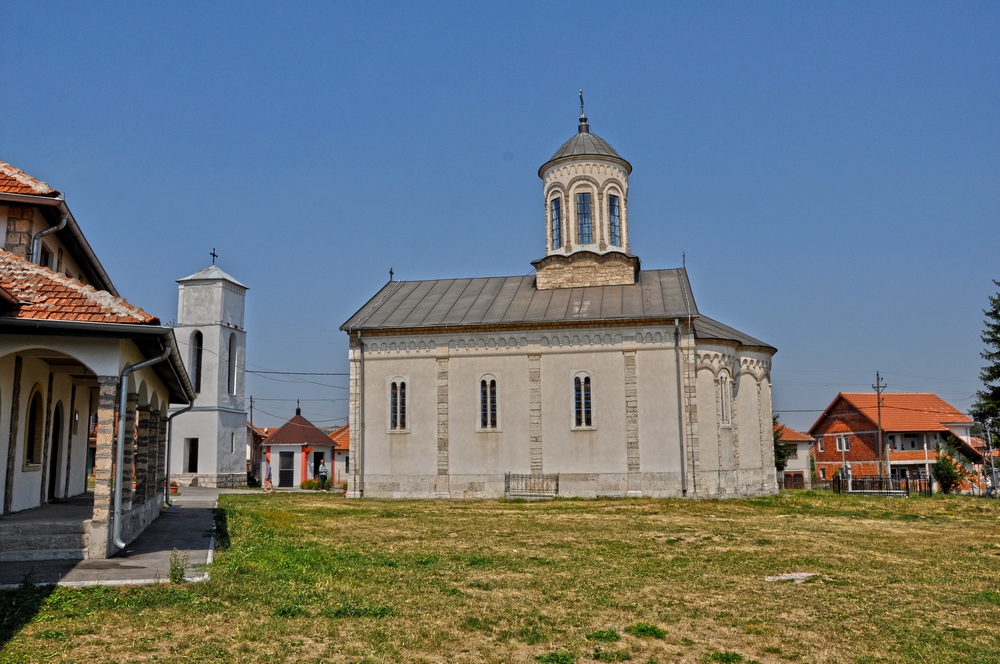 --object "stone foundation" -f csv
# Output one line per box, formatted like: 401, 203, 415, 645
360, 471, 777, 500
171, 472, 246, 488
